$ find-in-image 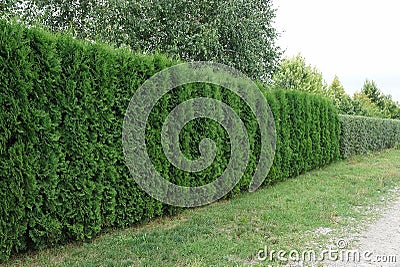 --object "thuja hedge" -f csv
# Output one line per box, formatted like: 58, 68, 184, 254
340, 115, 400, 158
261, 89, 341, 183
0, 20, 340, 260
